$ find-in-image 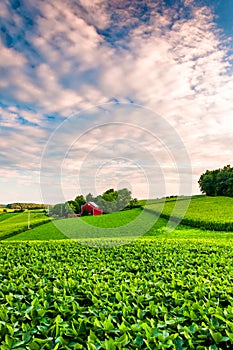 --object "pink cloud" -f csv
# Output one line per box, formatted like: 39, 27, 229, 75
1, 0, 232, 201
